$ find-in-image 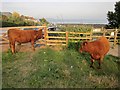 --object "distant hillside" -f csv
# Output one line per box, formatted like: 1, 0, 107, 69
57, 23, 106, 28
